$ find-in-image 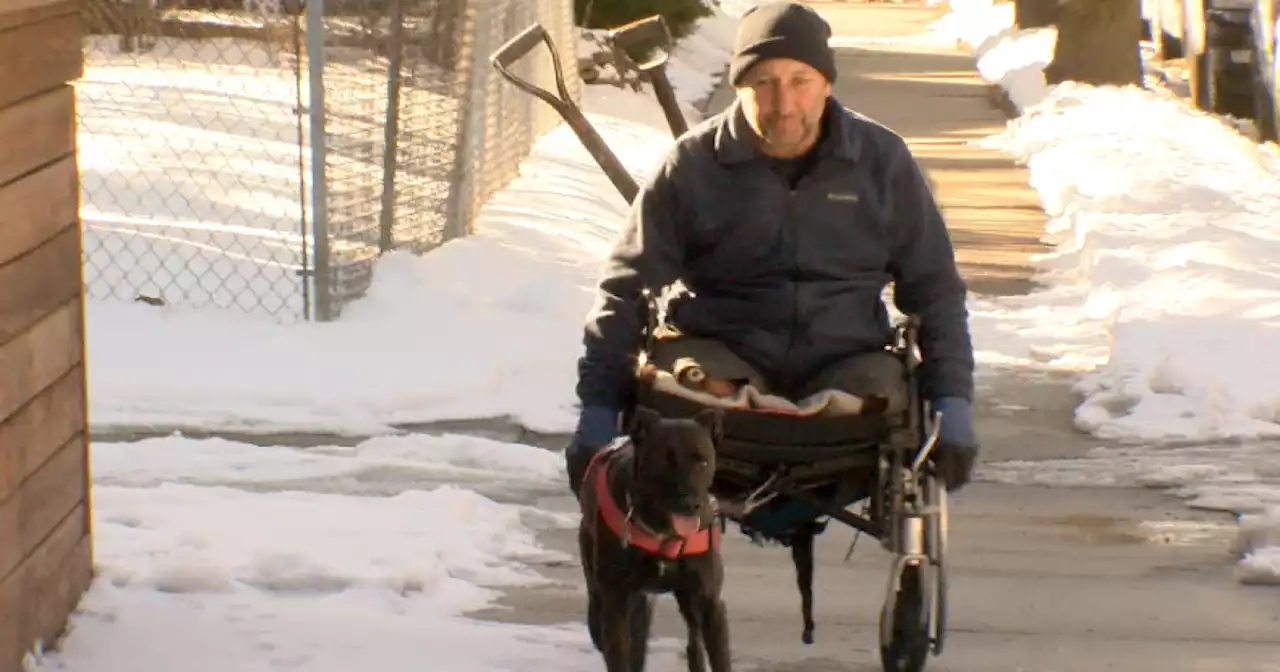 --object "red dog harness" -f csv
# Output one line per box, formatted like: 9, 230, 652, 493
581, 438, 721, 560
